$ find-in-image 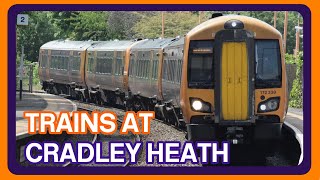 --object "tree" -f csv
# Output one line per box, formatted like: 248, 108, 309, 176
108, 11, 143, 40
50, 11, 79, 39
17, 11, 56, 62
133, 12, 199, 39
71, 11, 110, 40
